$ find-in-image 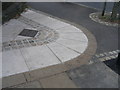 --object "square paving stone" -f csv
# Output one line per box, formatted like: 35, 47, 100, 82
2, 74, 26, 88
2, 49, 29, 77
12, 81, 42, 88
20, 45, 60, 70
47, 42, 79, 62
39, 73, 77, 88
67, 60, 118, 88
